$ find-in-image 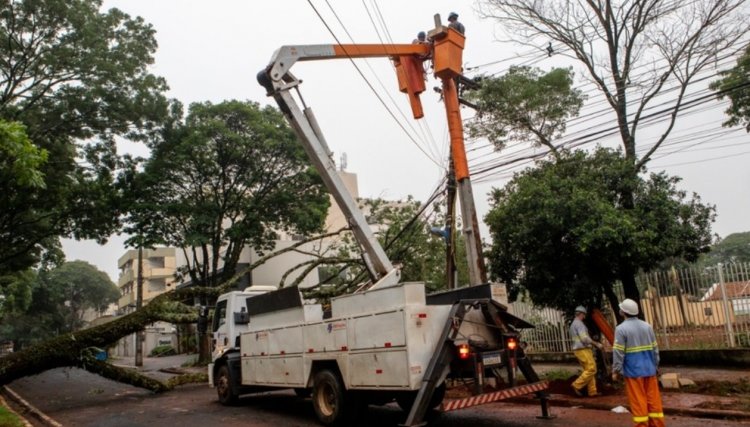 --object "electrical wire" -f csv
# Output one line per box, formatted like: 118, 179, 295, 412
306, 0, 444, 168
